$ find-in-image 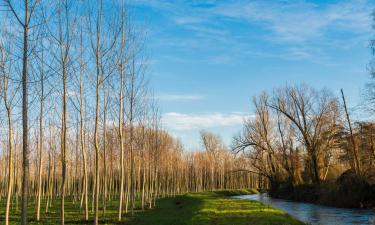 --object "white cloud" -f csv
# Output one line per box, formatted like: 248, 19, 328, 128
130, 0, 175, 11
173, 16, 207, 25
157, 94, 206, 101
162, 112, 252, 130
